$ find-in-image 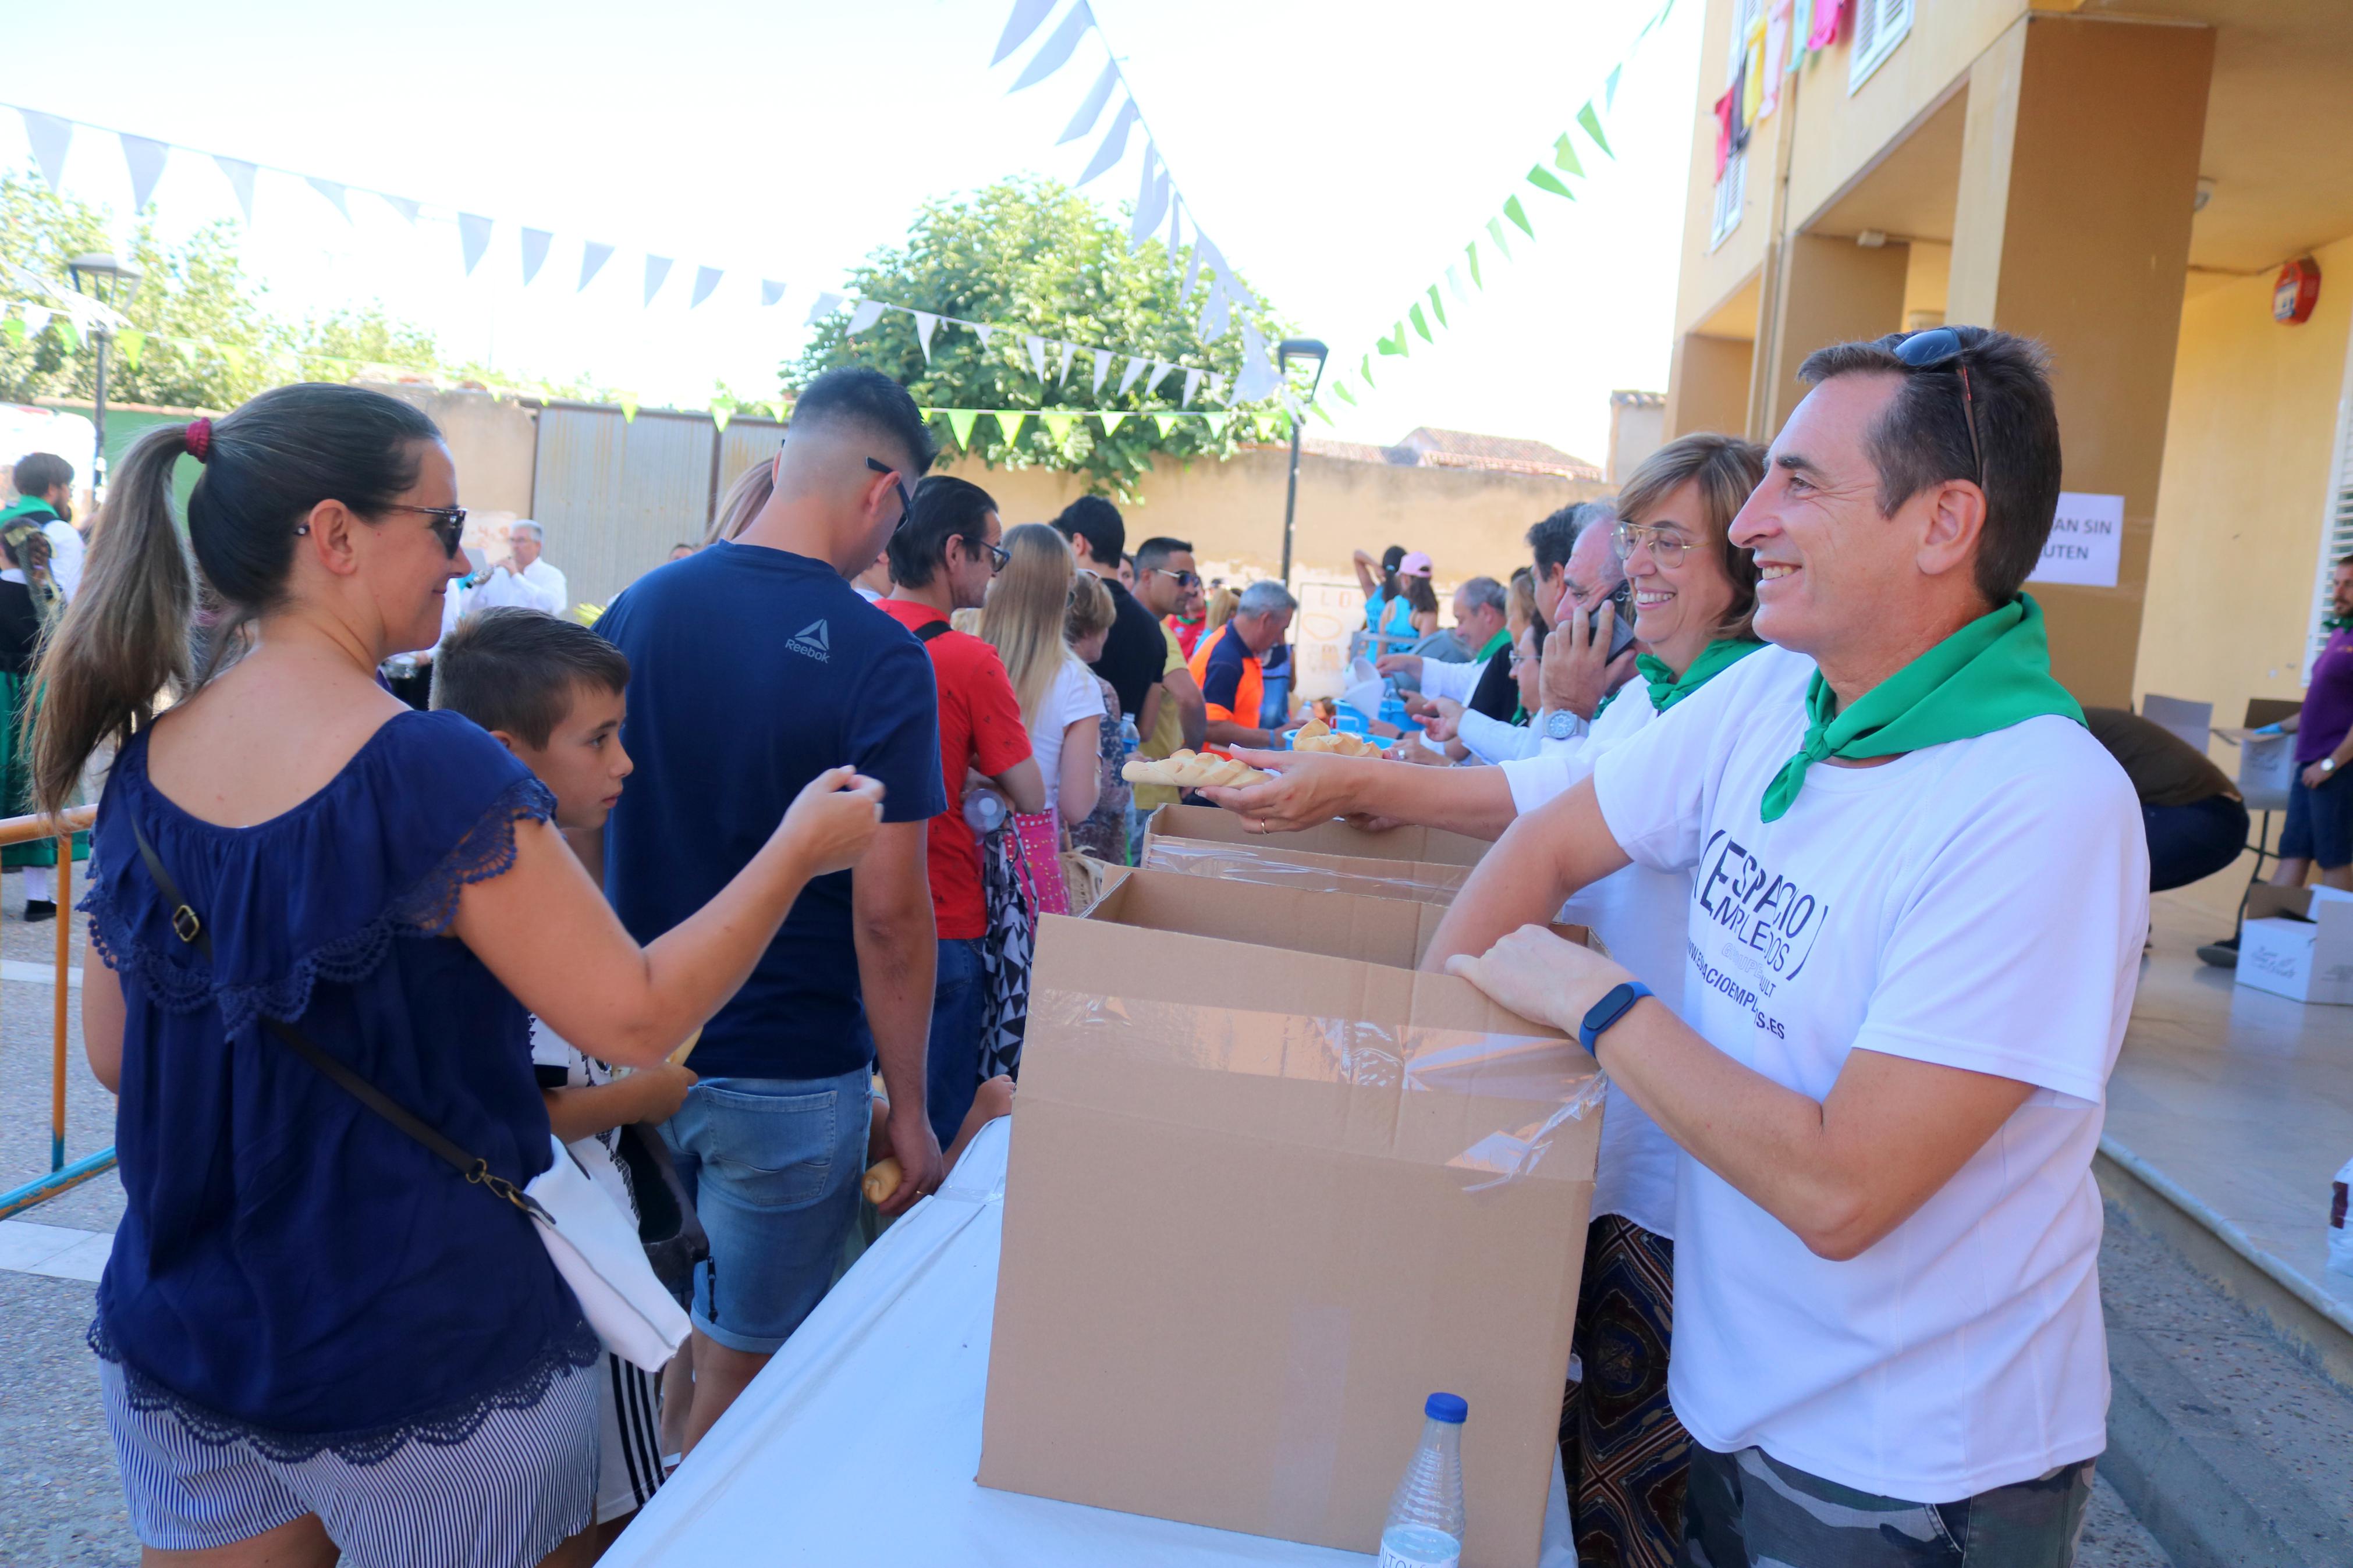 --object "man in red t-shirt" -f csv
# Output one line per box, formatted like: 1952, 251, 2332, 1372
878, 475, 1041, 1147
